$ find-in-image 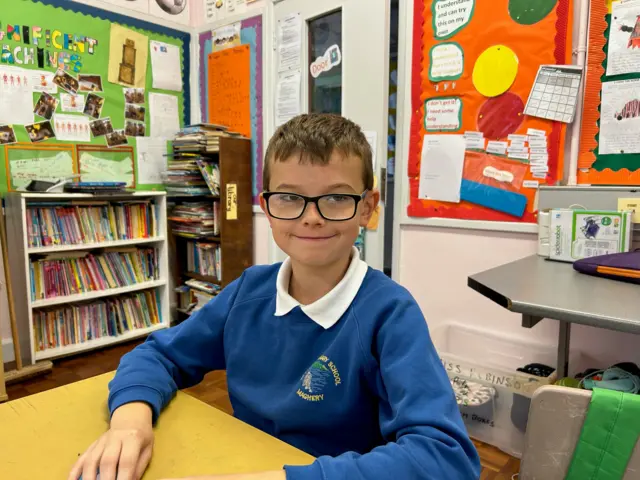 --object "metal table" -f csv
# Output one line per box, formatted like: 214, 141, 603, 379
468, 255, 640, 376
